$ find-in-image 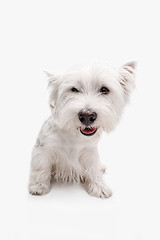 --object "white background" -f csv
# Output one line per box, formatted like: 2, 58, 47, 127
0, 0, 160, 239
